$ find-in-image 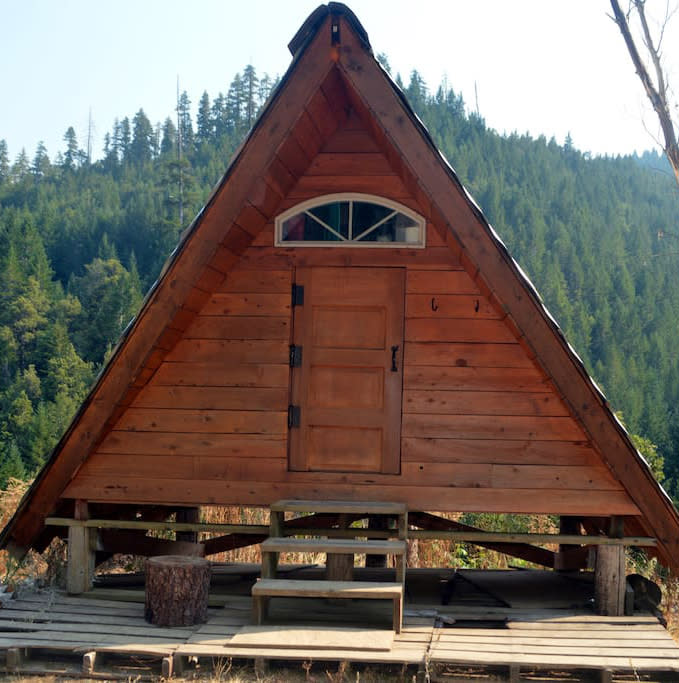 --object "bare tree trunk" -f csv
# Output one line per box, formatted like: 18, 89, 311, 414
610, 0, 679, 186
